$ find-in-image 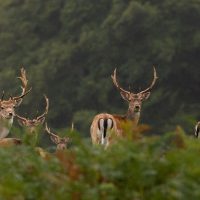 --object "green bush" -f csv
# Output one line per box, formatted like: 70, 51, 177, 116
0, 126, 200, 199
